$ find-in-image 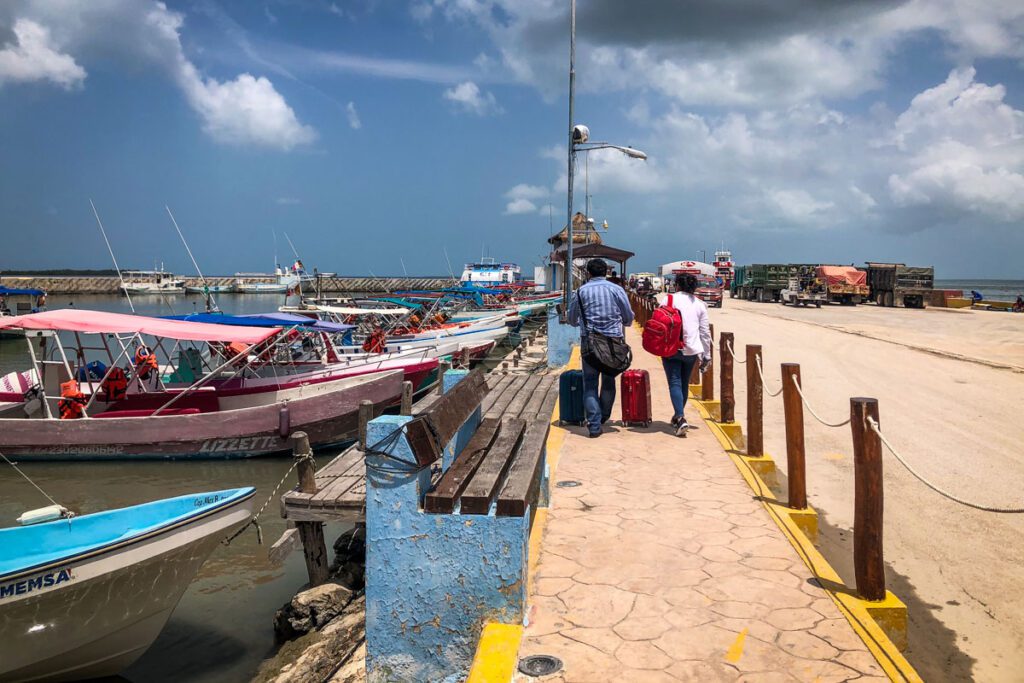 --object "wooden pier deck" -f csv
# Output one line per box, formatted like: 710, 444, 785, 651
280, 371, 559, 524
